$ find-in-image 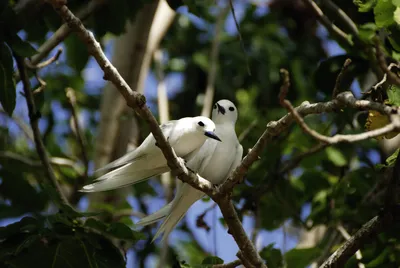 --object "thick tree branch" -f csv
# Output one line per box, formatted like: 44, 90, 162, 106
319, 205, 400, 268
336, 225, 365, 268
217, 198, 266, 267
14, 54, 69, 207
